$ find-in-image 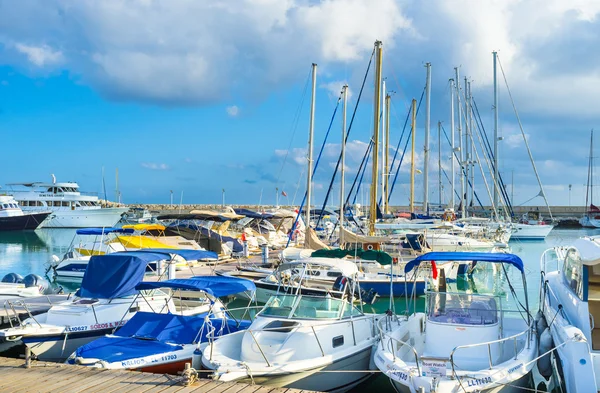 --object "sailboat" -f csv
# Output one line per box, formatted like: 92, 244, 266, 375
580, 130, 600, 228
